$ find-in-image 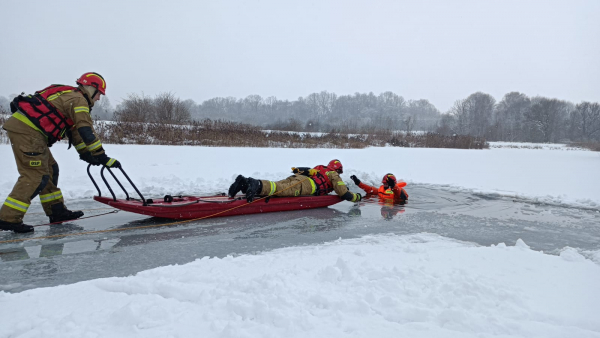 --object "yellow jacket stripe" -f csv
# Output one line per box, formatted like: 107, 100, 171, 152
12, 111, 48, 139
75, 142, 87, 151
39, 191, 63, 204
4, 197, 30, 213
88, 140, 102, 151
47, 90, 73, 101
73, 106, 90, 113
